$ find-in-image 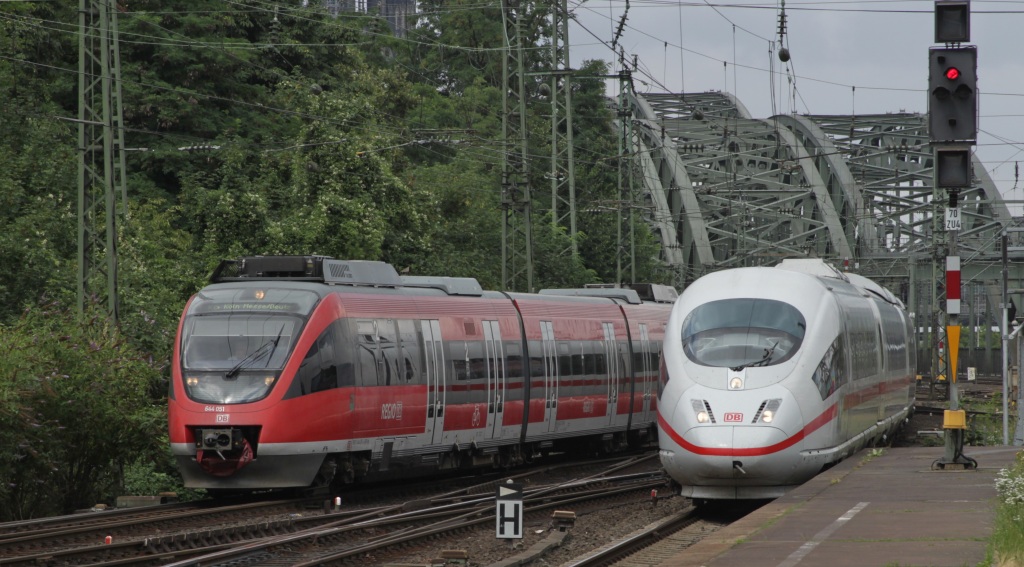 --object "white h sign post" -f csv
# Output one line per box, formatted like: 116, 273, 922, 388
495, 482, 524, 539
